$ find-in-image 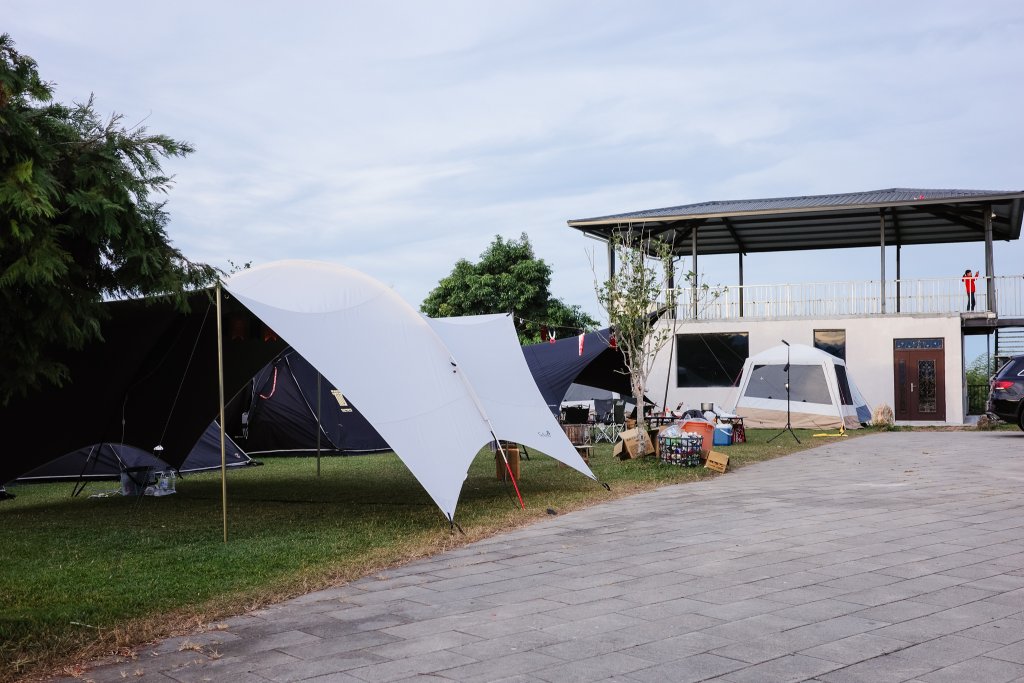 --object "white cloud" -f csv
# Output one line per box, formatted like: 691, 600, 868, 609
6, 0, 1024, 322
